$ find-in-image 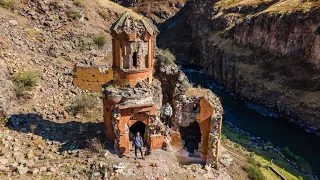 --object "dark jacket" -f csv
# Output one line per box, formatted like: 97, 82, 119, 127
133, 136, 143, 147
